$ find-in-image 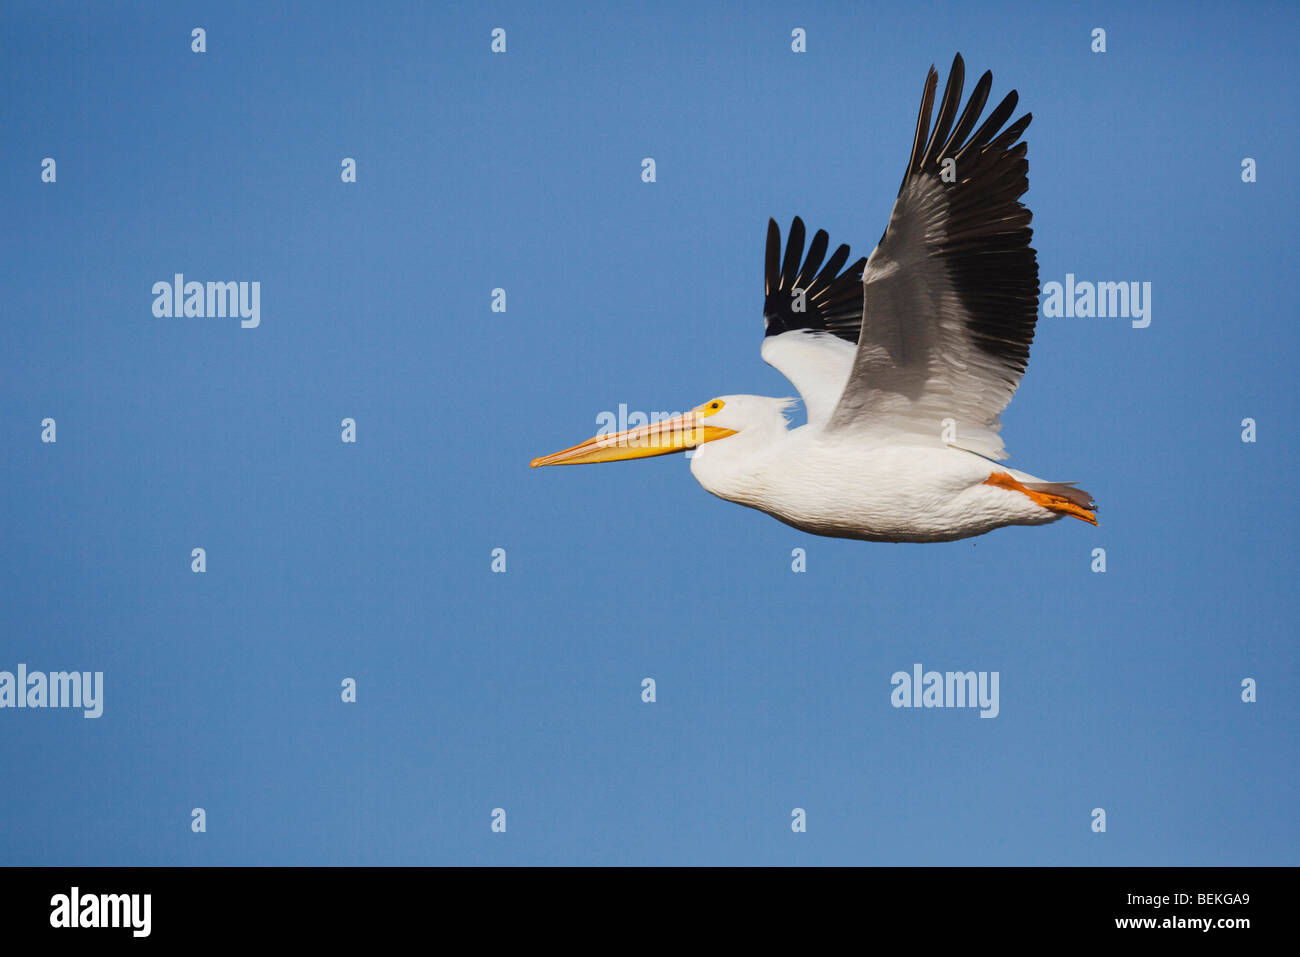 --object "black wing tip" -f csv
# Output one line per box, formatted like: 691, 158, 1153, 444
763, 217, 863, 343
907, 54, 1032, 185
881, 56, 1041, 378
